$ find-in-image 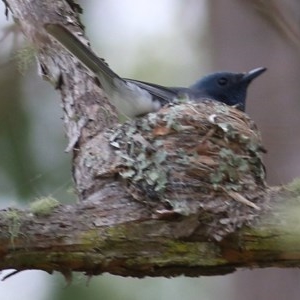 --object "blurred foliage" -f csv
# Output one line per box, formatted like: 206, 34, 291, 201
0, 26, 74, 204
0, 61, 38, 199
14, 44, 36, 75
